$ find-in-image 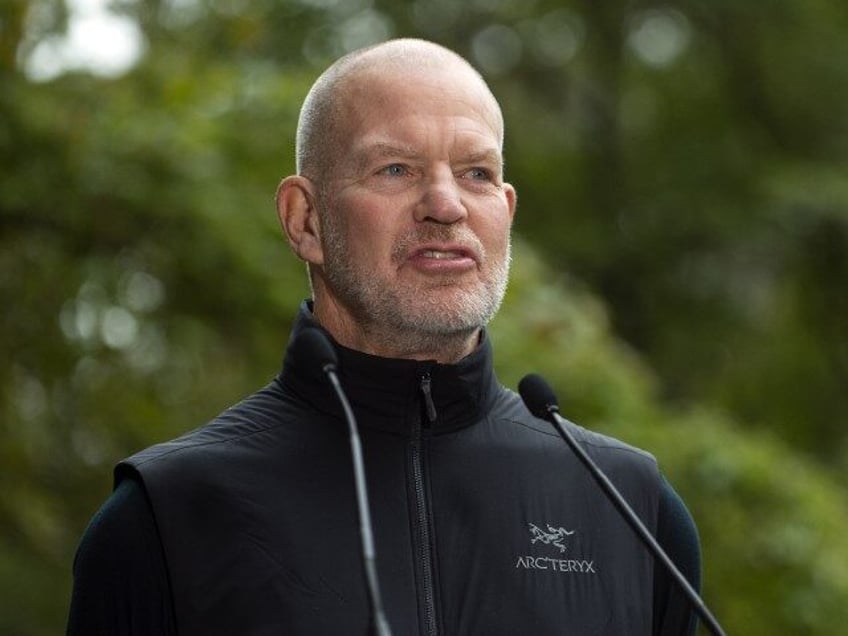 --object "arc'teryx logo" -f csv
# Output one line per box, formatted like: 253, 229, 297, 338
515, 522, 597, 574
528, 523, 575, 553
